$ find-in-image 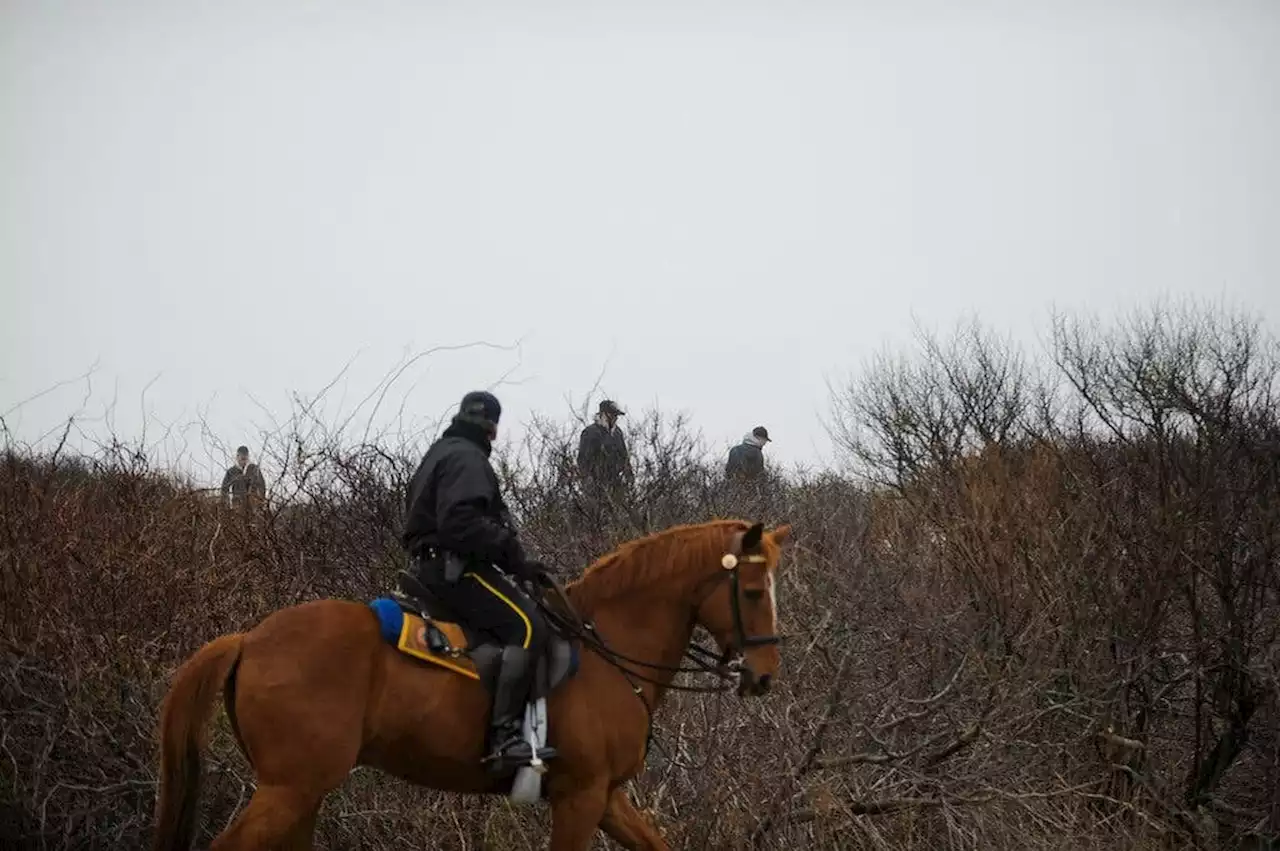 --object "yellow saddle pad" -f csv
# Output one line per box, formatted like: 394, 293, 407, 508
395, 612, 480, 681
